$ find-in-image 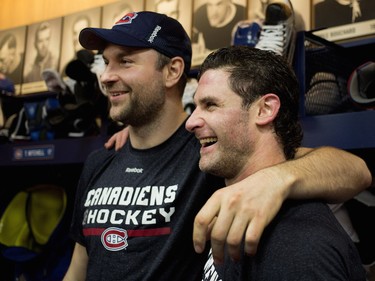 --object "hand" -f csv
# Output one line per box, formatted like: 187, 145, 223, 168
193, 168, 288, 264
104, 127, 129, 151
